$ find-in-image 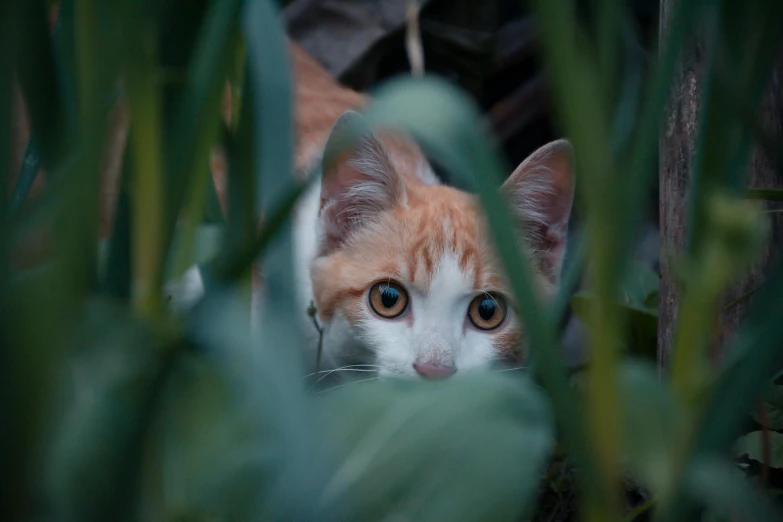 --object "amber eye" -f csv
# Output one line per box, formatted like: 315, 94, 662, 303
368, 281, 409, 318
468, 293, 507, 330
